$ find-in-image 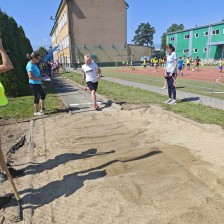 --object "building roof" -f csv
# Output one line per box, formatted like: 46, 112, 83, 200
167, 21, 224, 35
